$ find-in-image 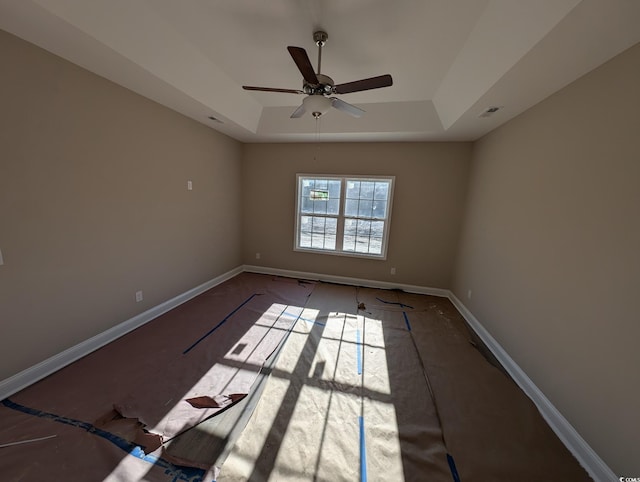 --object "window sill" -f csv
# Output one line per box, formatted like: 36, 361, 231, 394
294, 246, 387, 261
